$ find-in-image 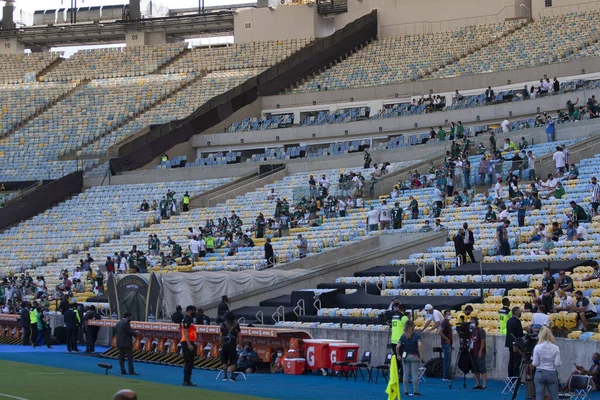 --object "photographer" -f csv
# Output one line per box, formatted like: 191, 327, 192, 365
506, 306, 524, 378
532, 326, 561, 400
438, 309, 453, 381
469, 317, 487, 390
397, 320, 423, 397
